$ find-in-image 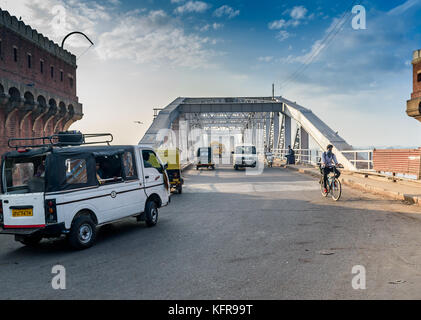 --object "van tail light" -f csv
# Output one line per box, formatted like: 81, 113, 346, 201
45, 199, 57, 224
0, 200, 3, 223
